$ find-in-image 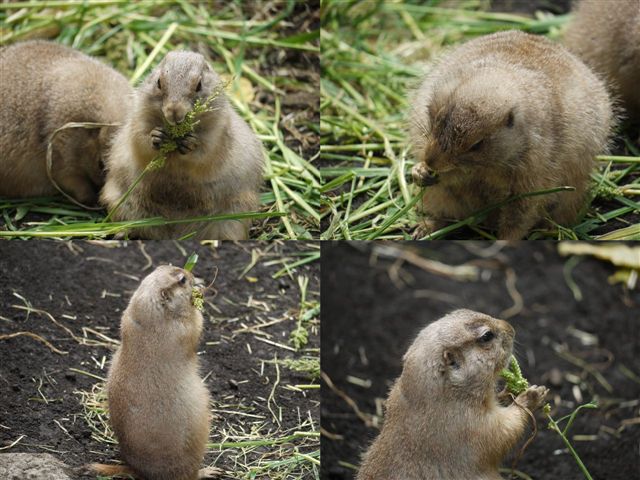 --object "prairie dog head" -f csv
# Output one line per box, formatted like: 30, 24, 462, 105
125, 265, 201, 328
119, 265, 204, 358
400, 309, 514, 402
142, 51, 224, 125
410, 69, 526, 176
